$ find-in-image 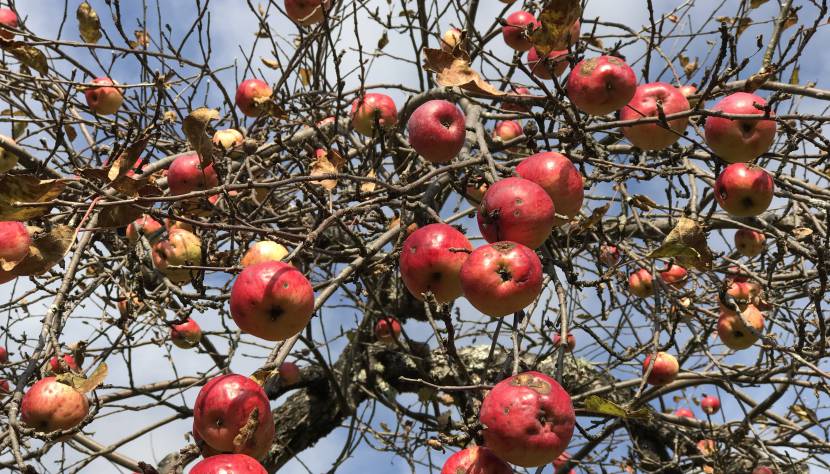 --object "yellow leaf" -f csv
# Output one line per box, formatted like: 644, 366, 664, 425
529, 0, 582, 54
789, 66, 800, 85
647, 217, 713, 271
77, 1, 102, 44
299, 68, 311, 86
0, 174, 67, 220
667, 14, 679, 23
56, 362, 107, 393
360, 169, 377, 193
583, 395, 652, 420
3, 44, 49, 75
249, 366, 277, 386
261, 57, 280, 69
12, 225, 75, 277
182, 107, 220, 165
